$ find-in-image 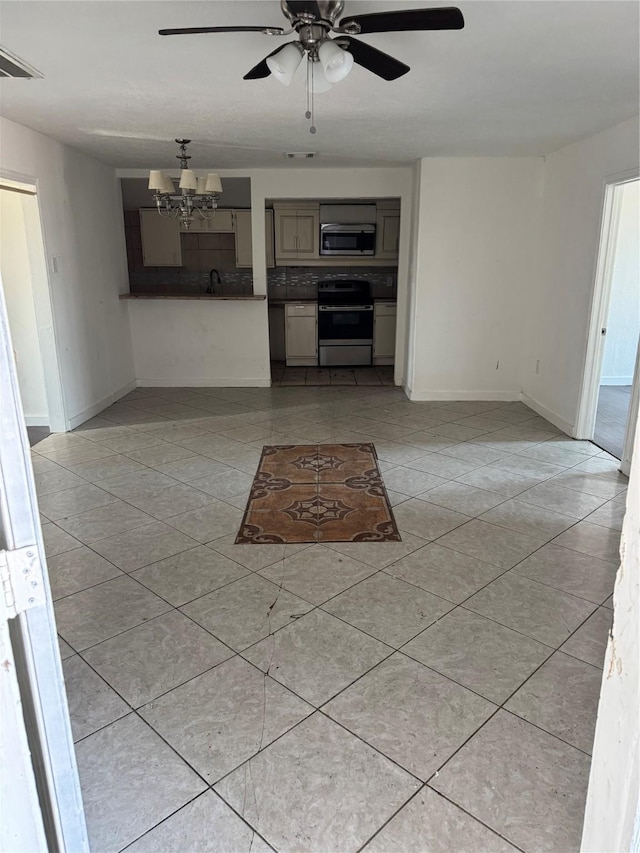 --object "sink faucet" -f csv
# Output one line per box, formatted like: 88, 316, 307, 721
207, 268, 222, 294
